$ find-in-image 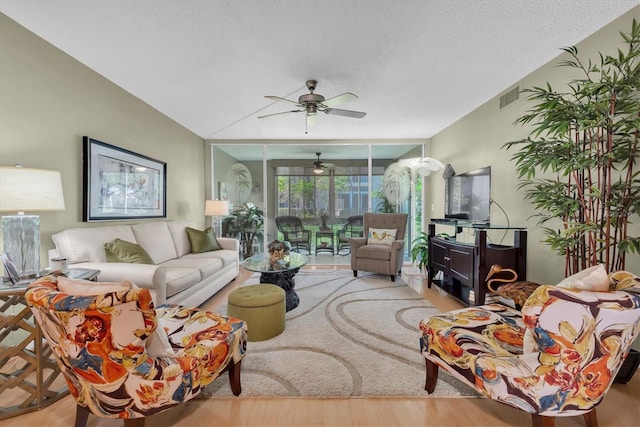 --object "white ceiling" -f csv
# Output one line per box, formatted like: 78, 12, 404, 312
1, 0, 638, 143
